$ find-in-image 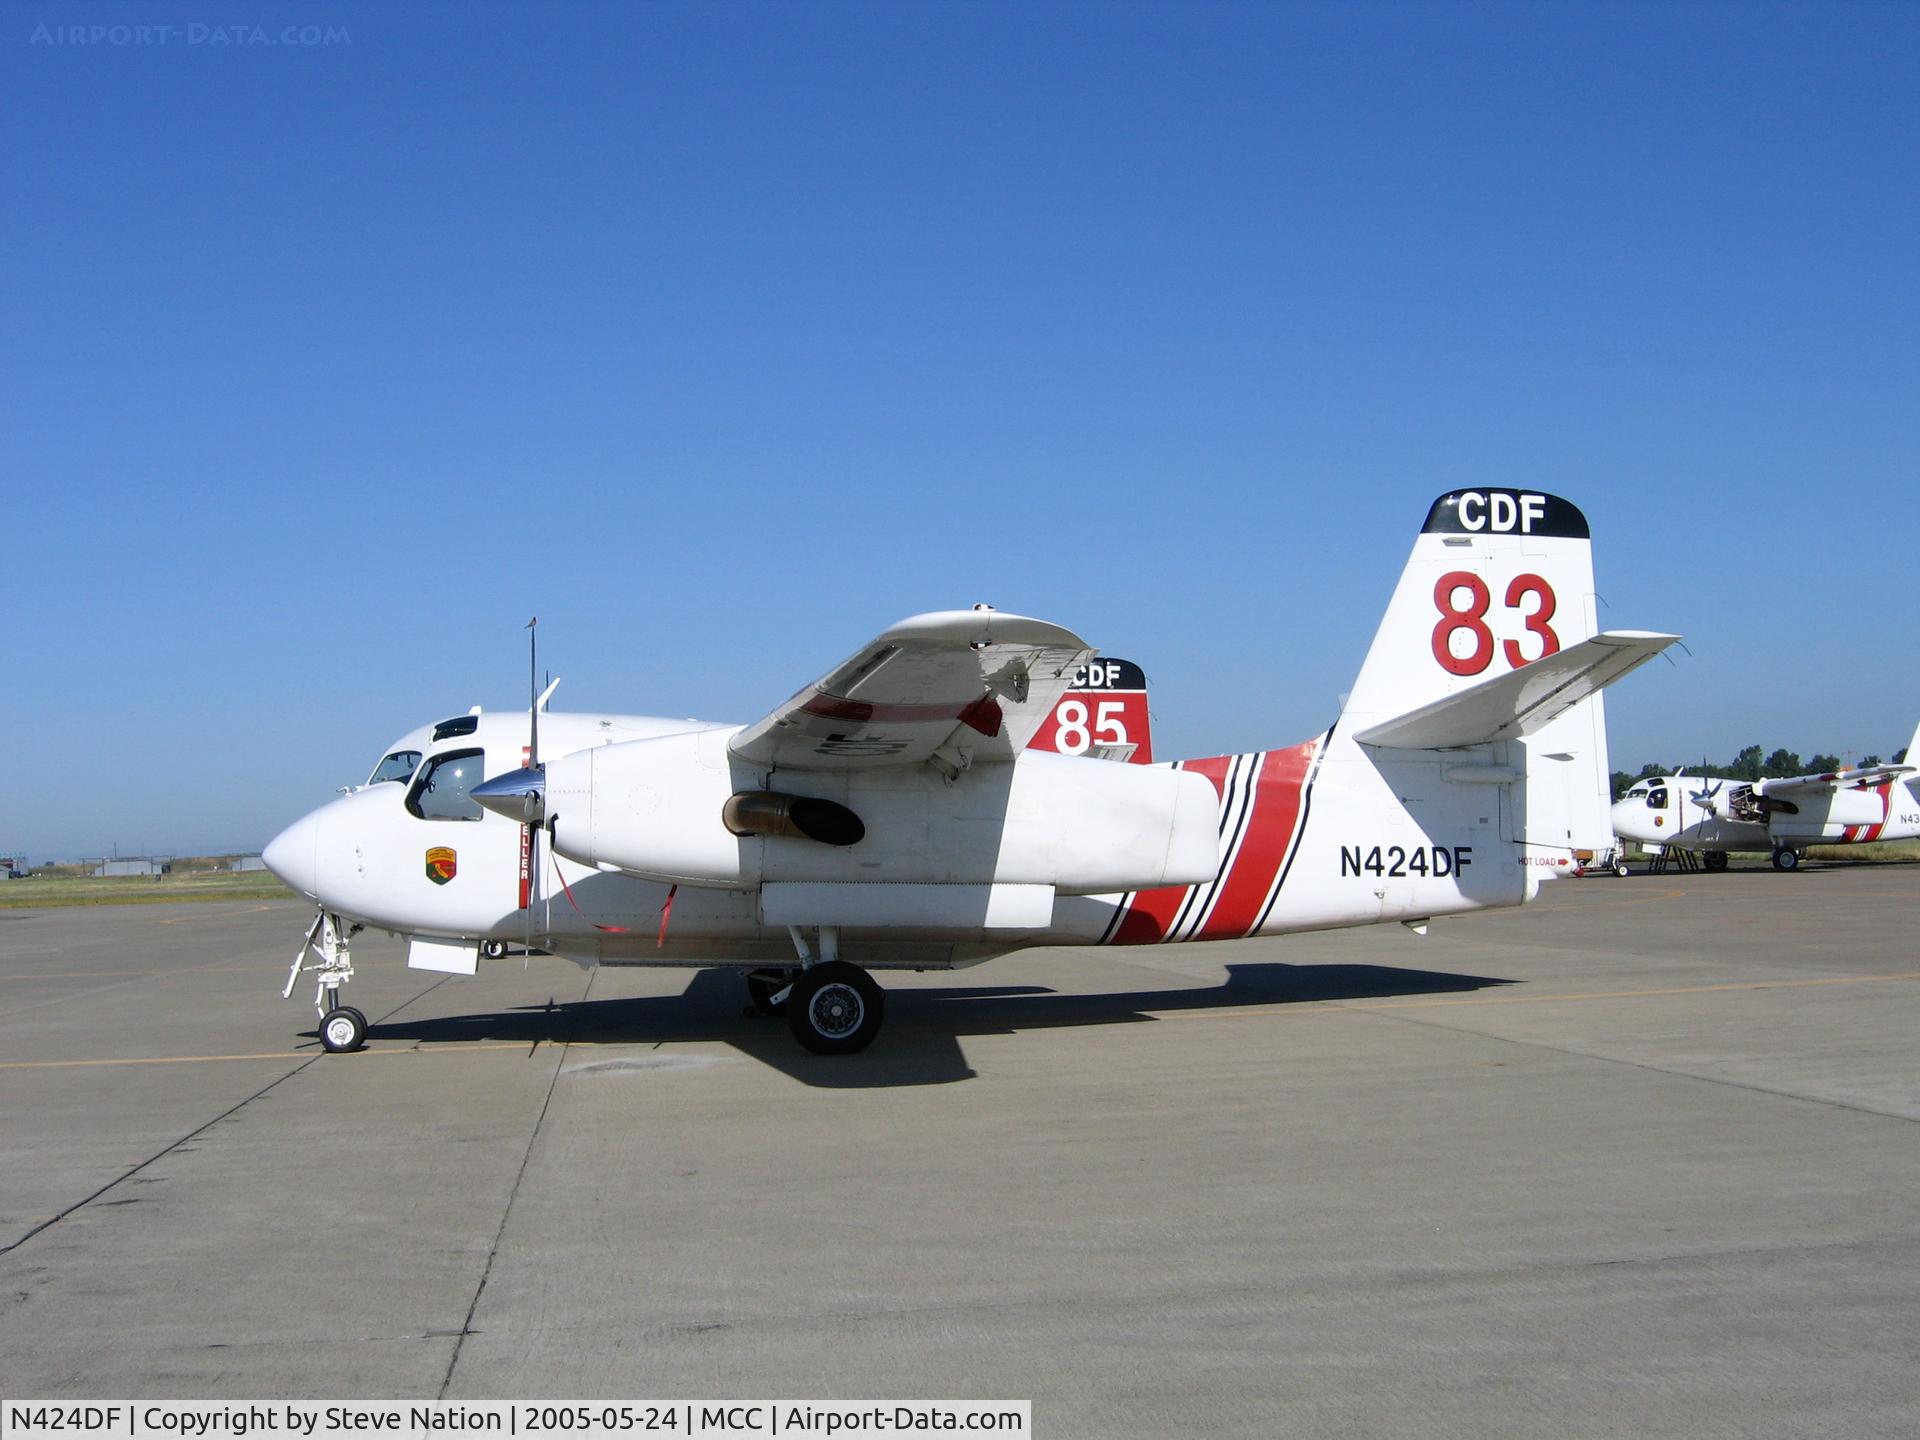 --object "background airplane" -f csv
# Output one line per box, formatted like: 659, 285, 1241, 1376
1612, 730, 1920, 870
264, 489, 1675, 1056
